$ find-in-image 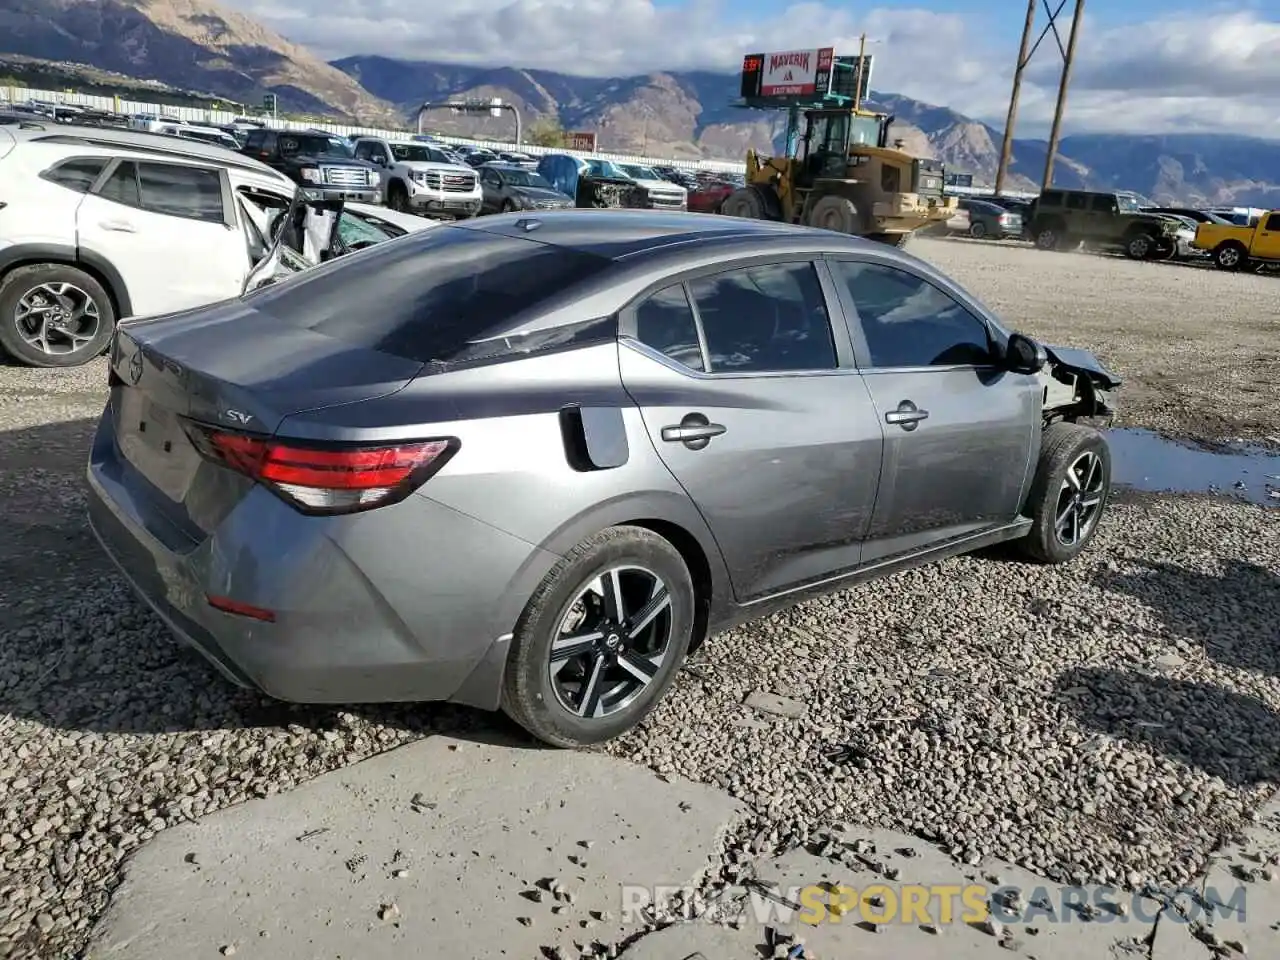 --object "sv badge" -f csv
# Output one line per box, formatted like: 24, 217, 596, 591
223, 410, 253, 425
